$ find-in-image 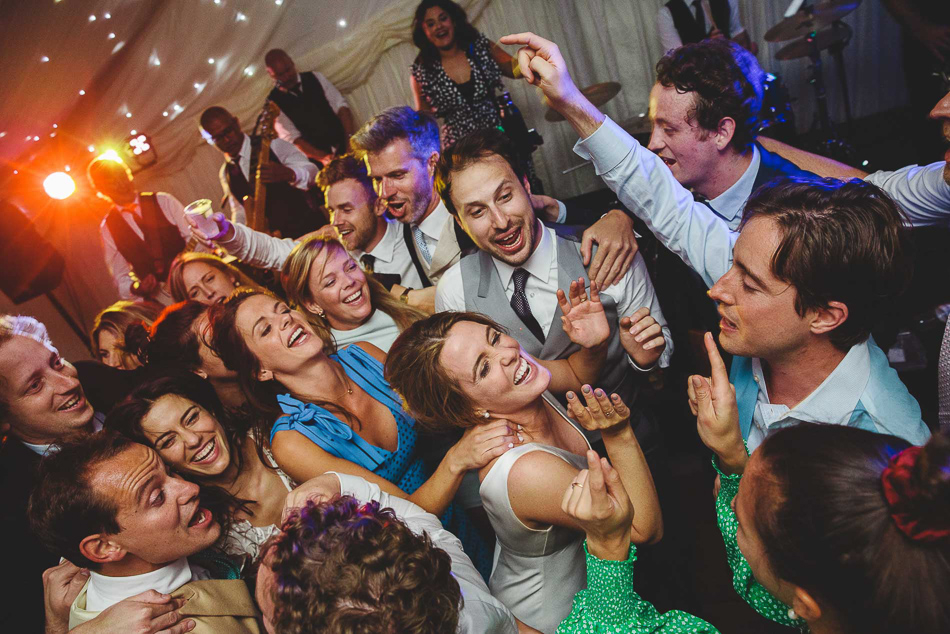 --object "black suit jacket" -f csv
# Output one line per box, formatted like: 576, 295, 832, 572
0, 438, 59, 632
751, 143, 815, 192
